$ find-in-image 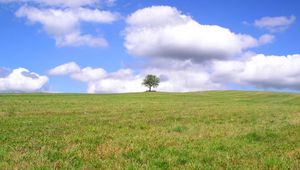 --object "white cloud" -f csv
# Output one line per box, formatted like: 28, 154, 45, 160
16, 6, 118, 47
88, 66, 224, 93
49, 62, 106, 82
32, 0, 98, 7
0, 0, 116, 7
50, 53, 300, 93
254, 15, 296, 32
49, 61, 223, 93
125, 6, 272, 62
258, 34, 275, 44
49, 62, 144, 93
48, 62, 81, 75
0, 68, 48, 92
212, 54, 300, 90
143, 66, 223, 92
56, 32, 108, 47
87, 69, 144, 93
71, 67, 107, 82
